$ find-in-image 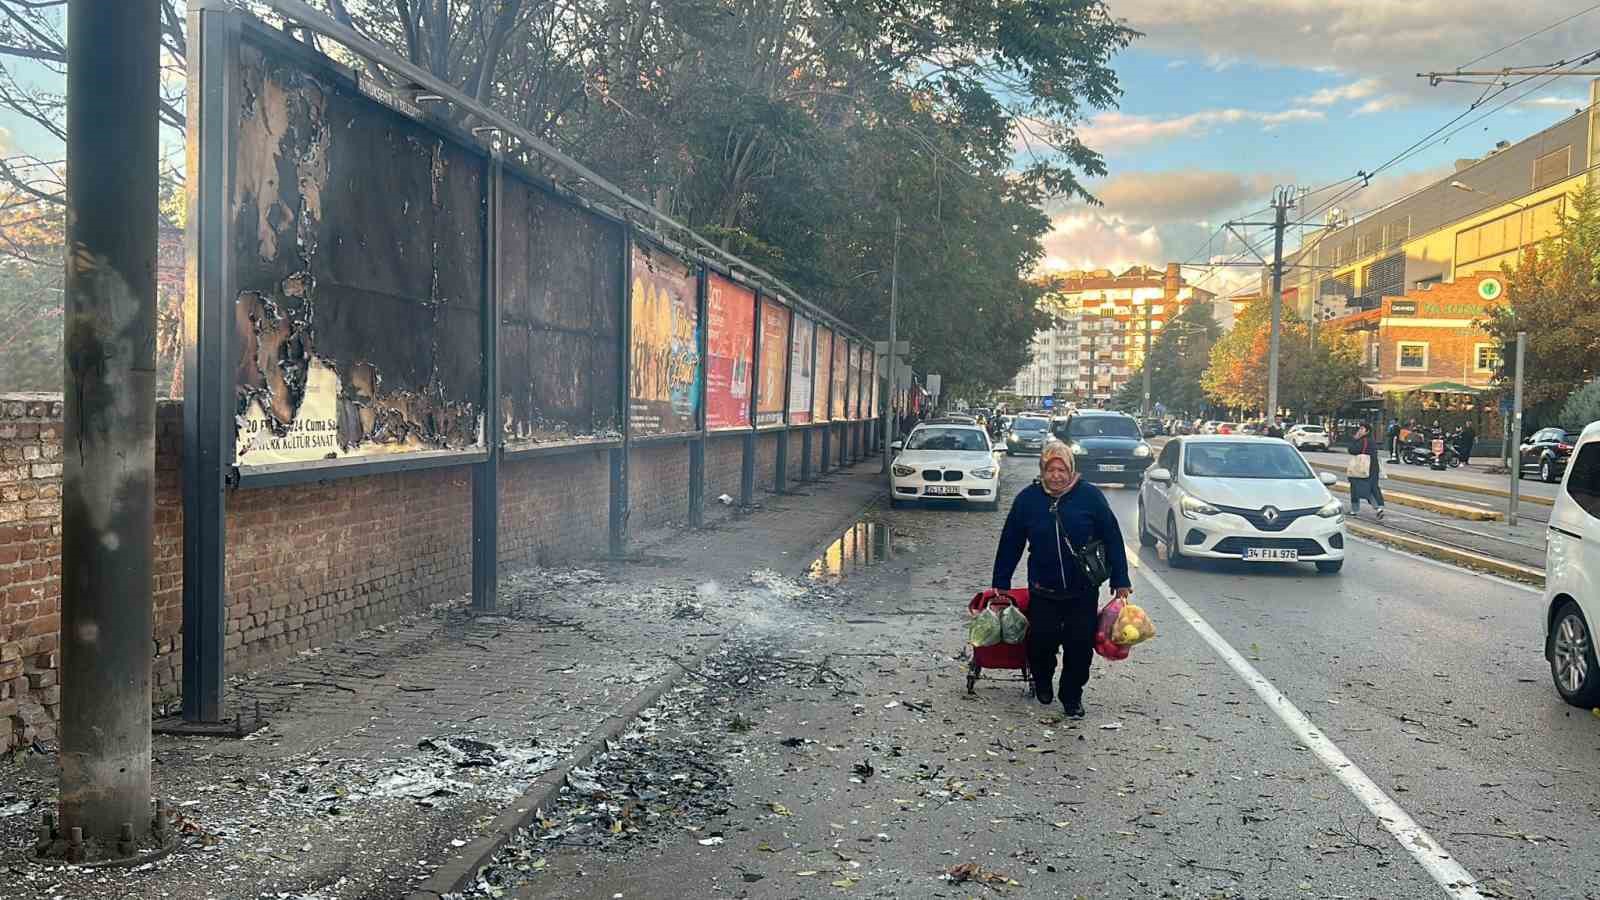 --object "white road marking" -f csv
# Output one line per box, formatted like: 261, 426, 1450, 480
1345, 534, 1541, 596
1125, 545, 1489, 899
